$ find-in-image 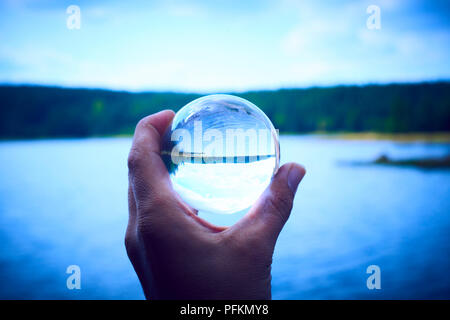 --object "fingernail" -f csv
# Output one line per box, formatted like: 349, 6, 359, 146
287, 165, 305, 193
